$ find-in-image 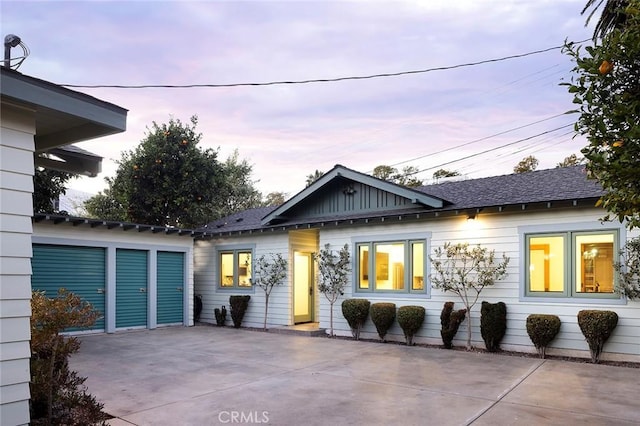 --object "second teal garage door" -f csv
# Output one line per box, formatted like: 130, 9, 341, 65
157, 251, 184, 324
116, 249, 148, 328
